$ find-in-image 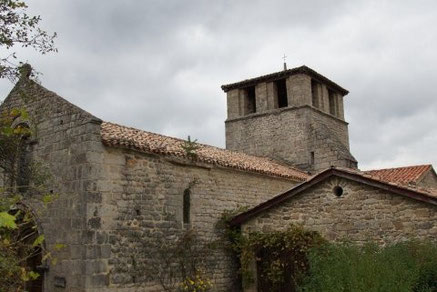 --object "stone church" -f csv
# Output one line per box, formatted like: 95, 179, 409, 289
1, 64, 436, 292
